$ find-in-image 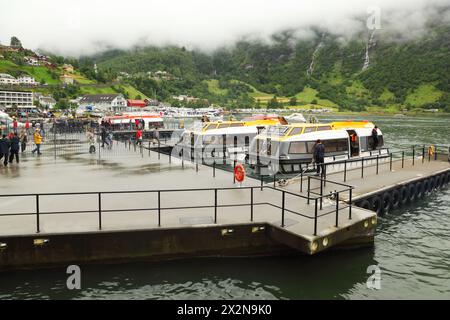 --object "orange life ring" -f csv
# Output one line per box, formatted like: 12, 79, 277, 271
234, 163, 245, 183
